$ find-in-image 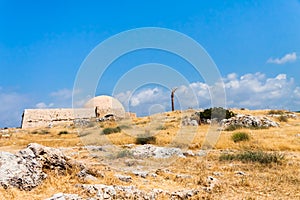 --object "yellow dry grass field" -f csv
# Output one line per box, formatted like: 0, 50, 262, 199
0, 109, 300, 199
